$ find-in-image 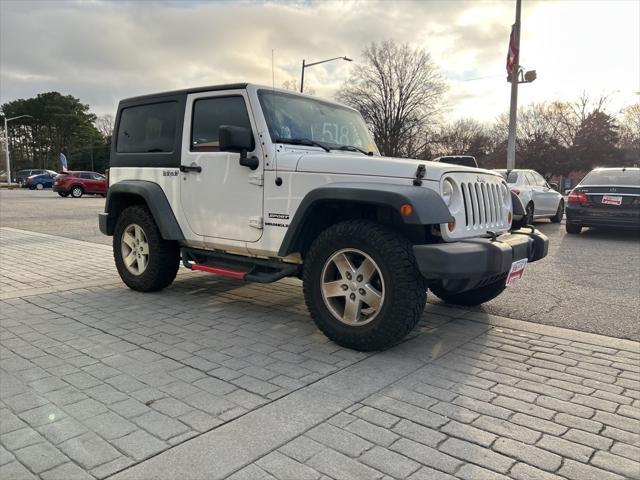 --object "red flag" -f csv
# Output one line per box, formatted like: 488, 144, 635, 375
506, 24, 518, 79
